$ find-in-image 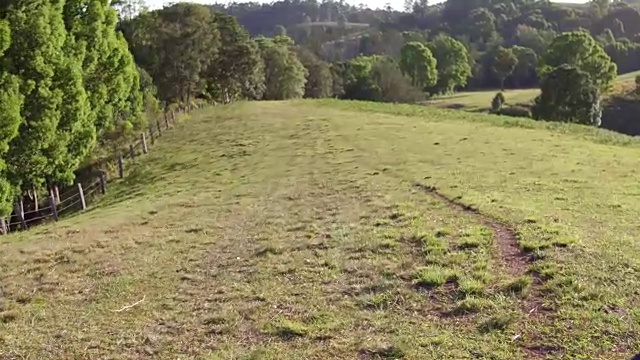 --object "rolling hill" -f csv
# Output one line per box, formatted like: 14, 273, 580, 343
1, 100, 639, 359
